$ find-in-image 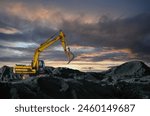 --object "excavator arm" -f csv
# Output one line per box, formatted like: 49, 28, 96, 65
32, 30, 74, 71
